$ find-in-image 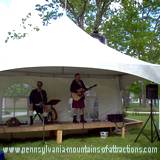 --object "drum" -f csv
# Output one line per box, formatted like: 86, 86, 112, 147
46, 99, 60, 123
47, 107, 58, 122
